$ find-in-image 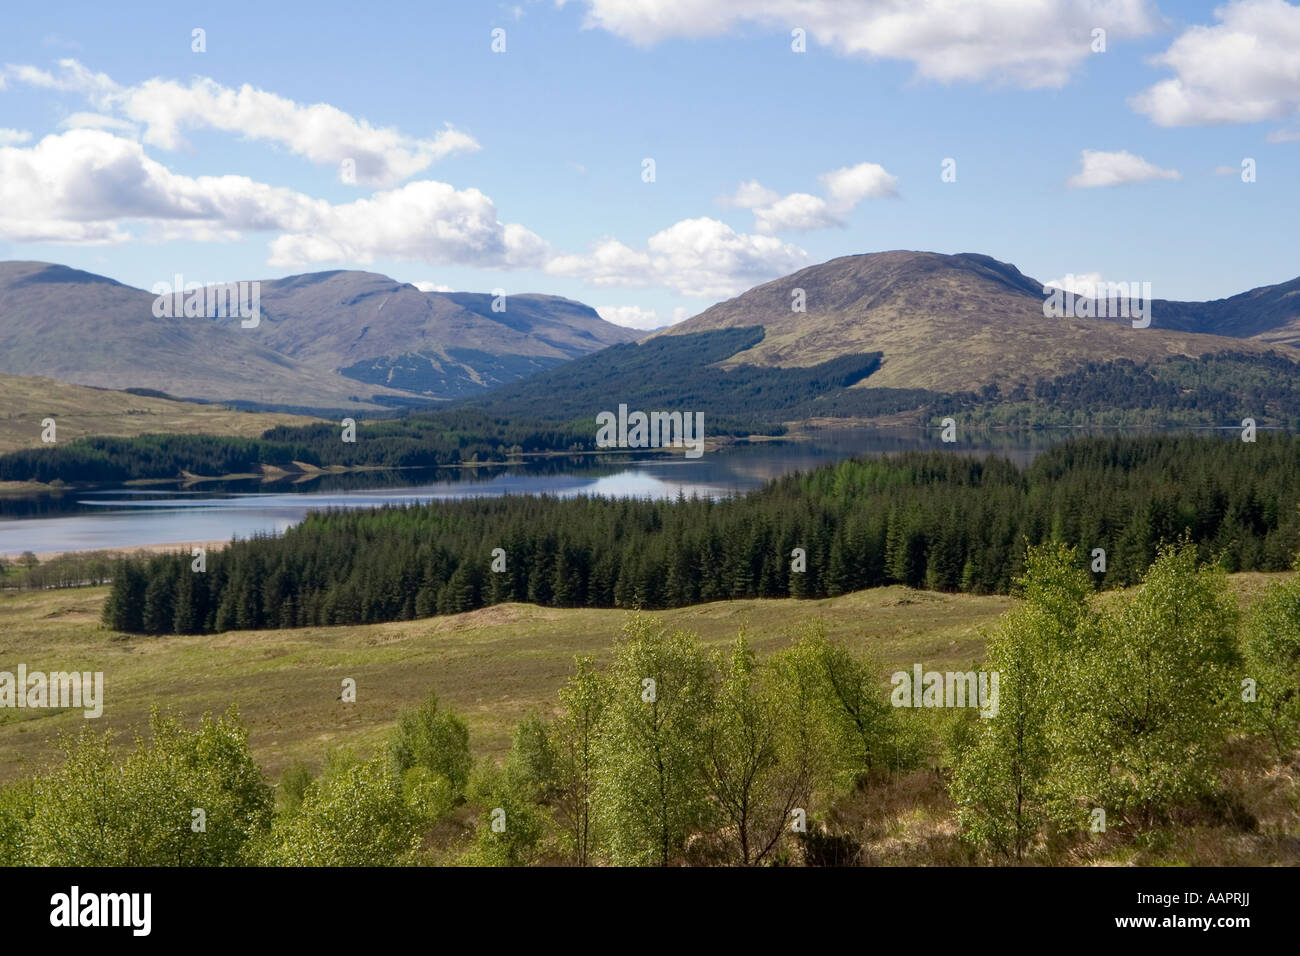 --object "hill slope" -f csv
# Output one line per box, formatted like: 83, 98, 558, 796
659, 251, 1300, 393
0, 262, 635, 411
0, 373, 319, 455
